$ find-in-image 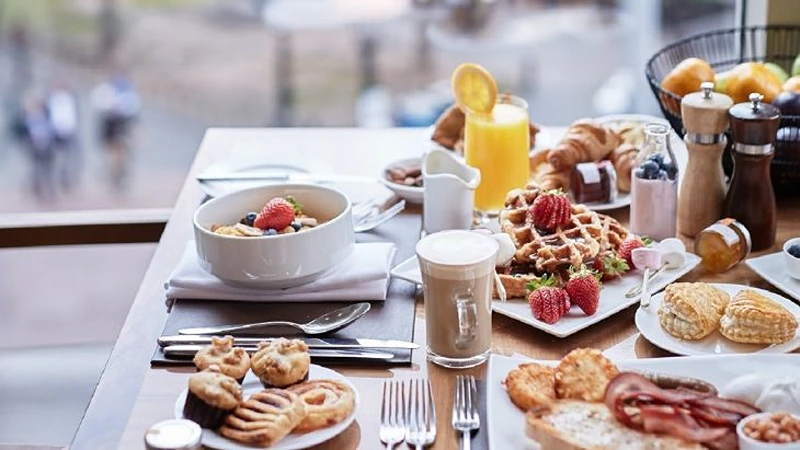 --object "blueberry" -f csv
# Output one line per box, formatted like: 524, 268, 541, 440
265, 228, 278, 236
291, 222, 301, 232
656, 169, 668, 180
634, 168, 646, 179
789, 244, 800, 258
648, 153, 664, 166
242, 212, 258, 227
641, 161, 660, 178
